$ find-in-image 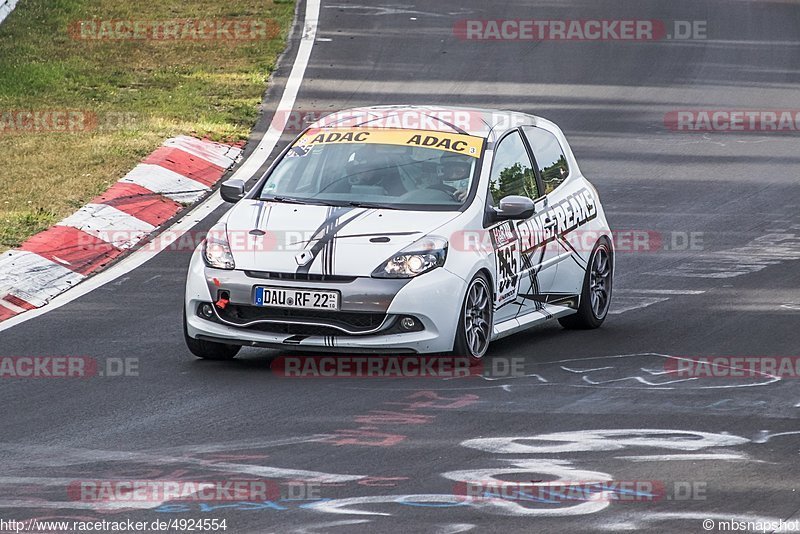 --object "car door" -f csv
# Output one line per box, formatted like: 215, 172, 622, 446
486, 130, 559, 325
